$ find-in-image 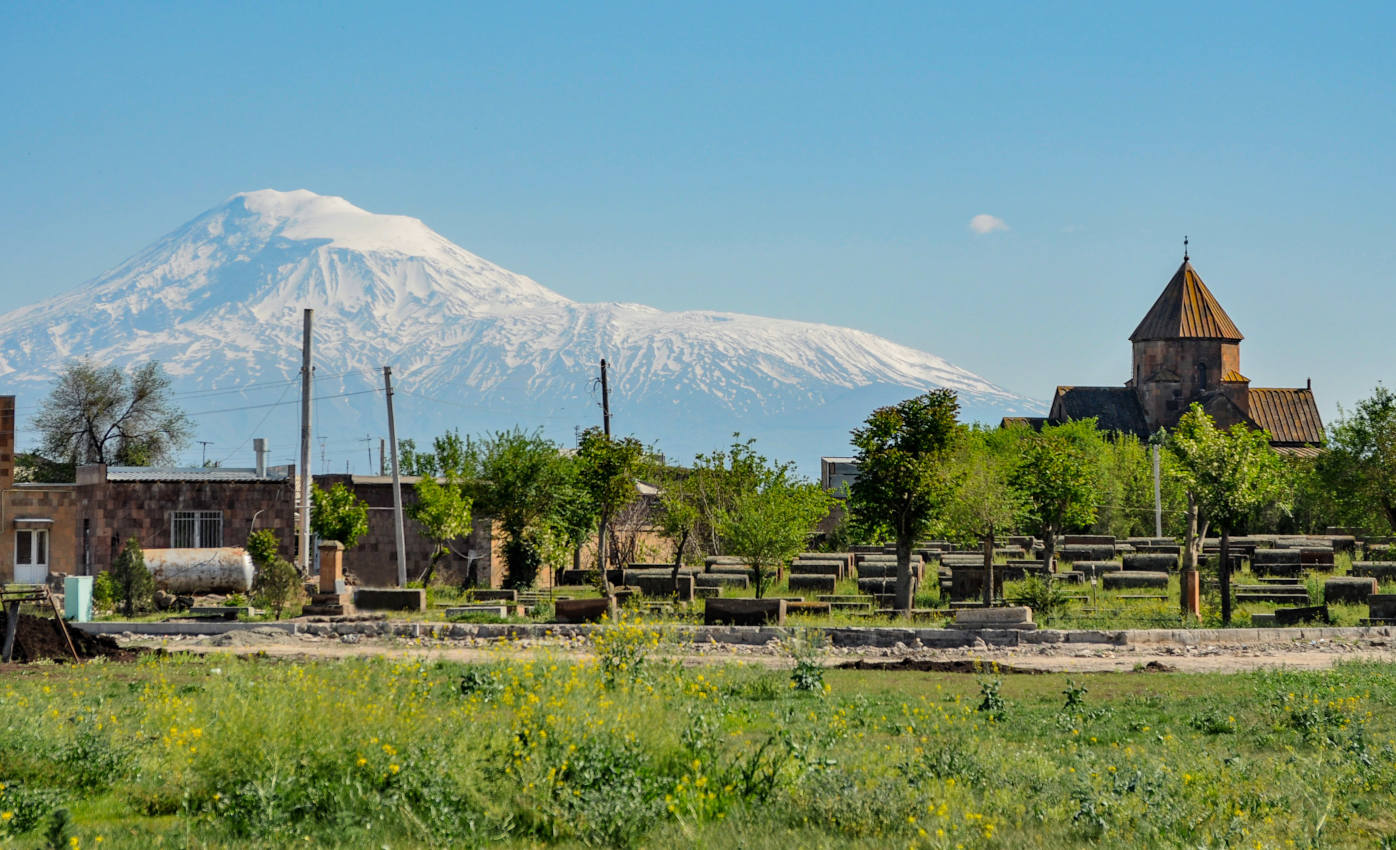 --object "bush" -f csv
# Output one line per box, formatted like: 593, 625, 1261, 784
502, 536, 542, 589
110, 537, 153, 617
91, 570, 118, 612
248, 529, 302, 620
